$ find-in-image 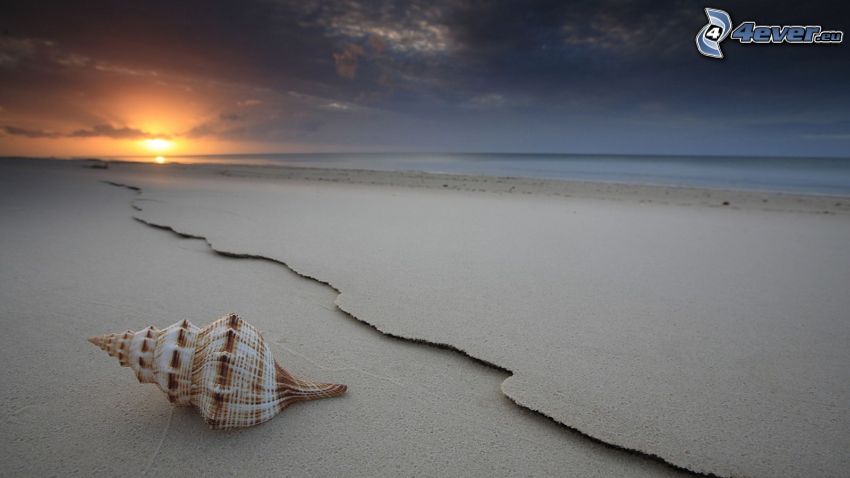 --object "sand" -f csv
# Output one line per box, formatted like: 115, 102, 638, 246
0, 159, 687, 476
2, 158, 849, 477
